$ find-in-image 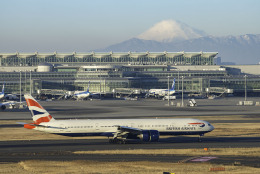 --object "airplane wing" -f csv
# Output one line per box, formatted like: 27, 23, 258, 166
117, 126, 142, 134
111, 125, 160, 143
91, 92, 100, 95
112, 125, 143, 138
